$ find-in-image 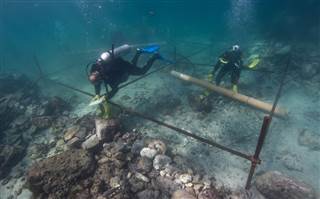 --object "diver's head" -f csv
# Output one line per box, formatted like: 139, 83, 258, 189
232, 45, 240, 52
89, 71, 101, 85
